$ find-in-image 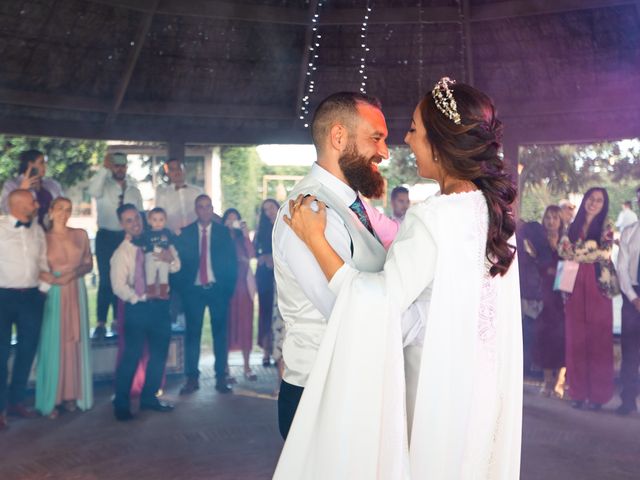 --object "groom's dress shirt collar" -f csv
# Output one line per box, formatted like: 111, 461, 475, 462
310, 163, 357, 207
